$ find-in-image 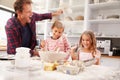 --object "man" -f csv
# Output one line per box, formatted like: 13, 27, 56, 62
5, 0, 63, 56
